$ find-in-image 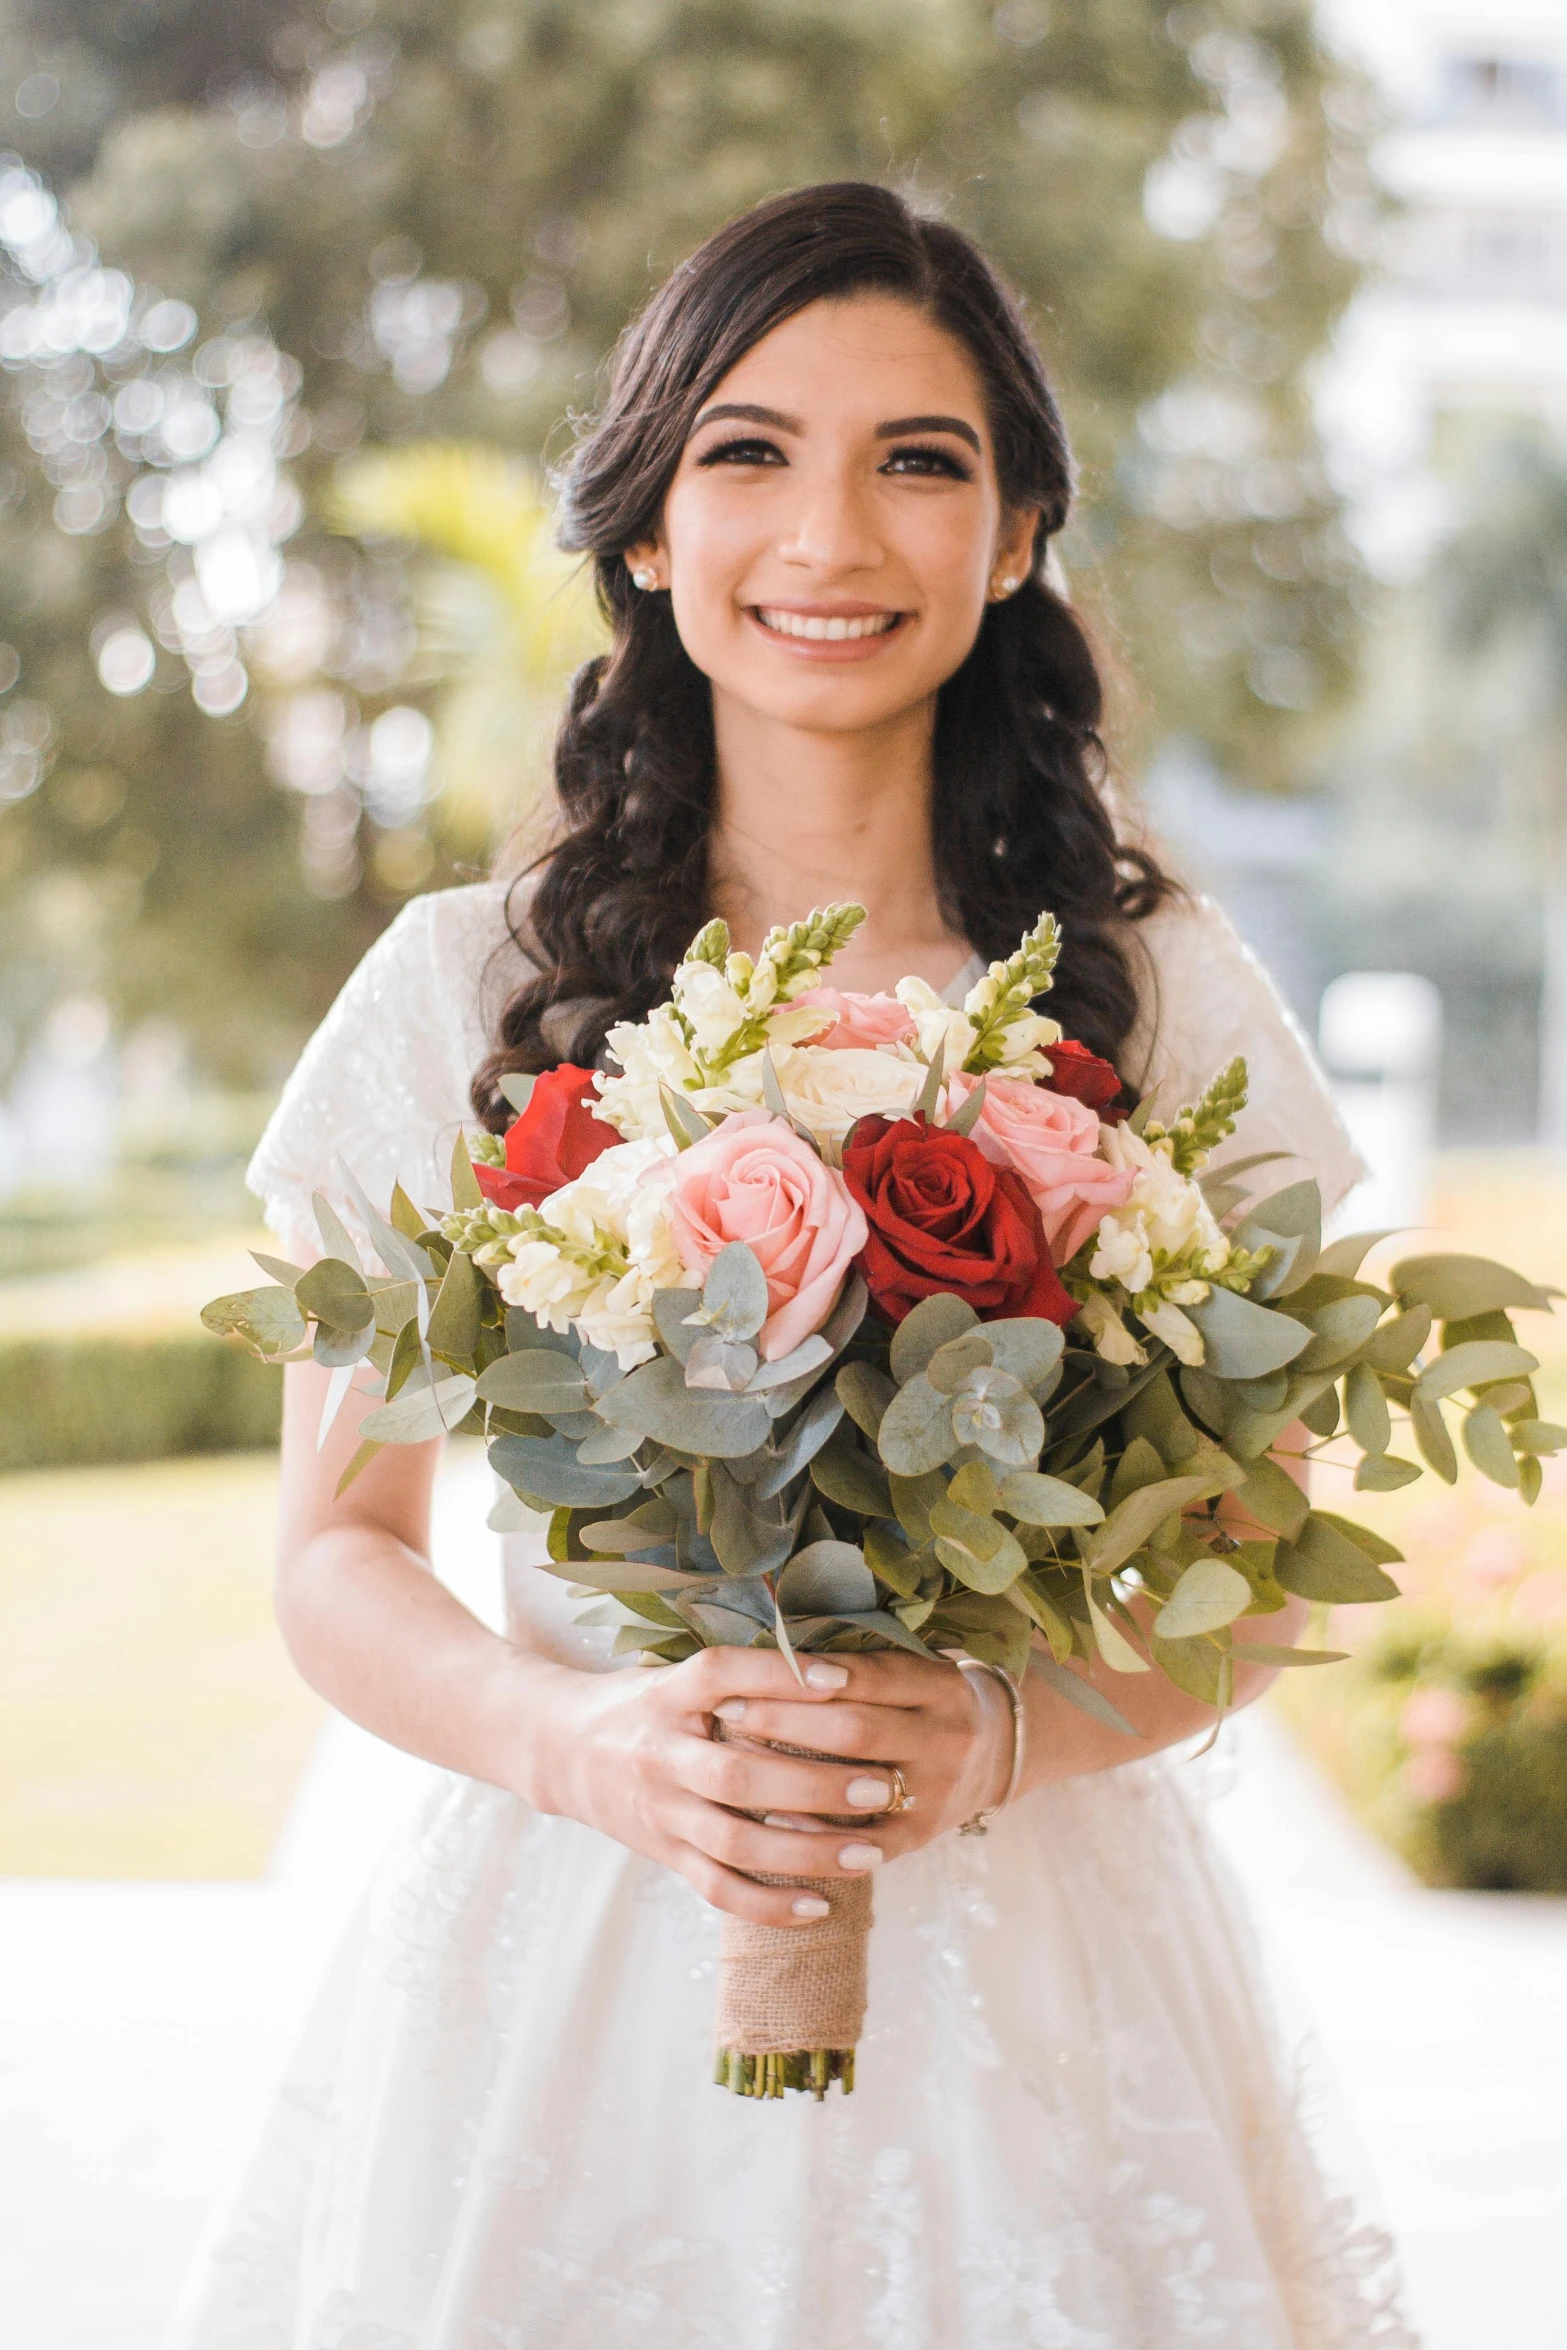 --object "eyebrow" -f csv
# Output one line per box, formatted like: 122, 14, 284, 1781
689, 402, 983, 455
